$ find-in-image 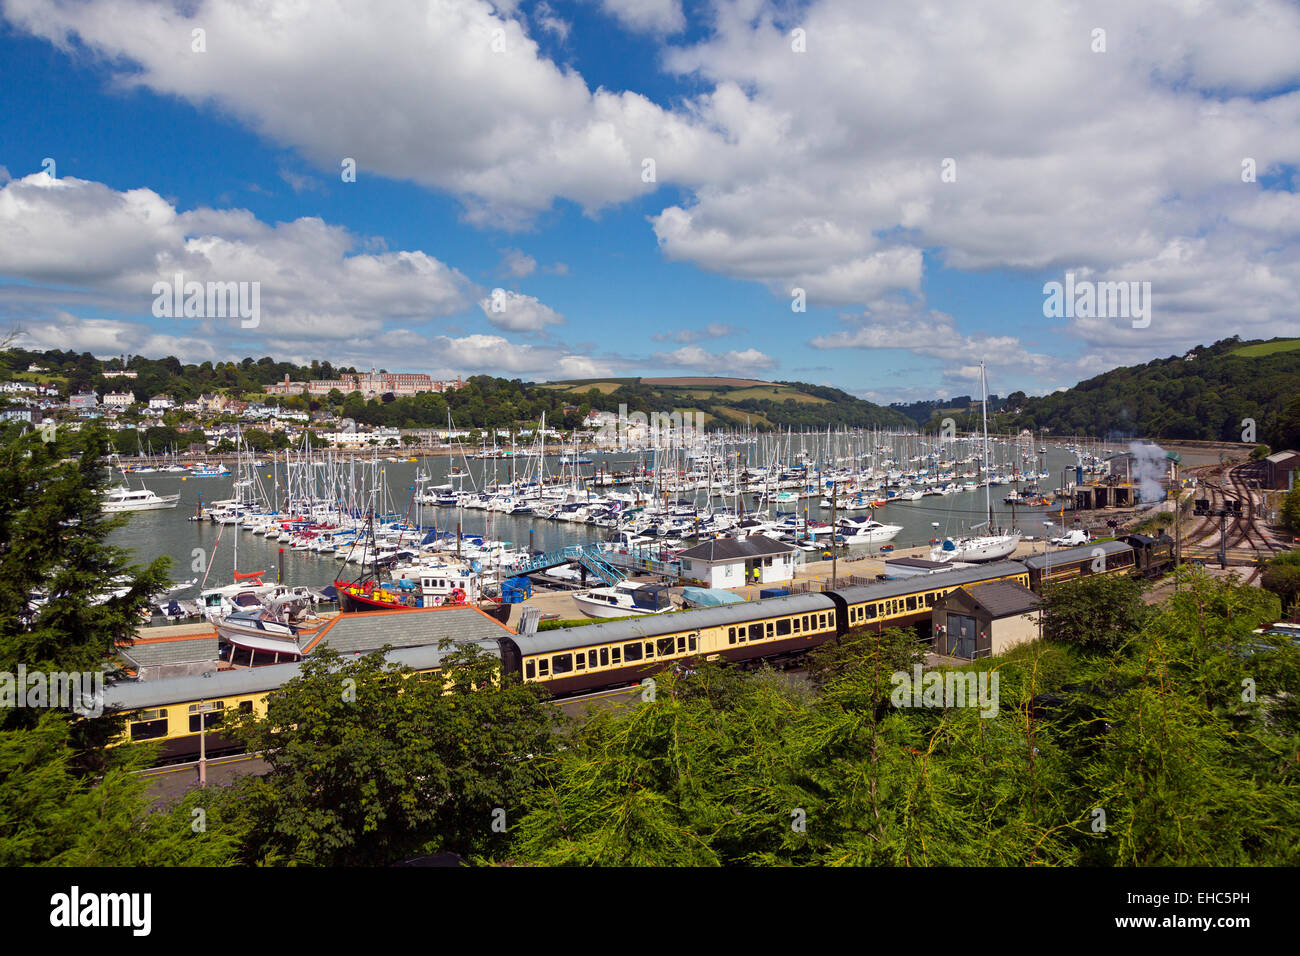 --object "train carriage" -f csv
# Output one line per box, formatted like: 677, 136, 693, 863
102, 639, 502, 761
1022, 540, 1135, 592
830, 561, 1030, 640
500, 593, 839, 695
